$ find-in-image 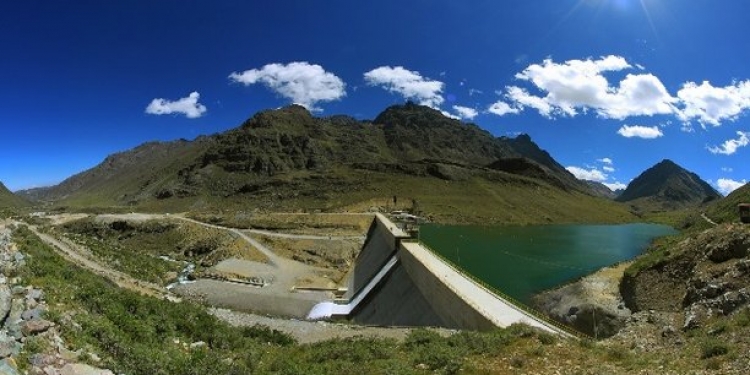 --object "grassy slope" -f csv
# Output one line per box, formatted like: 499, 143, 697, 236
111, 168, 636, 226
0, 181, 30, 208
14, 223, 749, 374
706, 183, 750, 224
